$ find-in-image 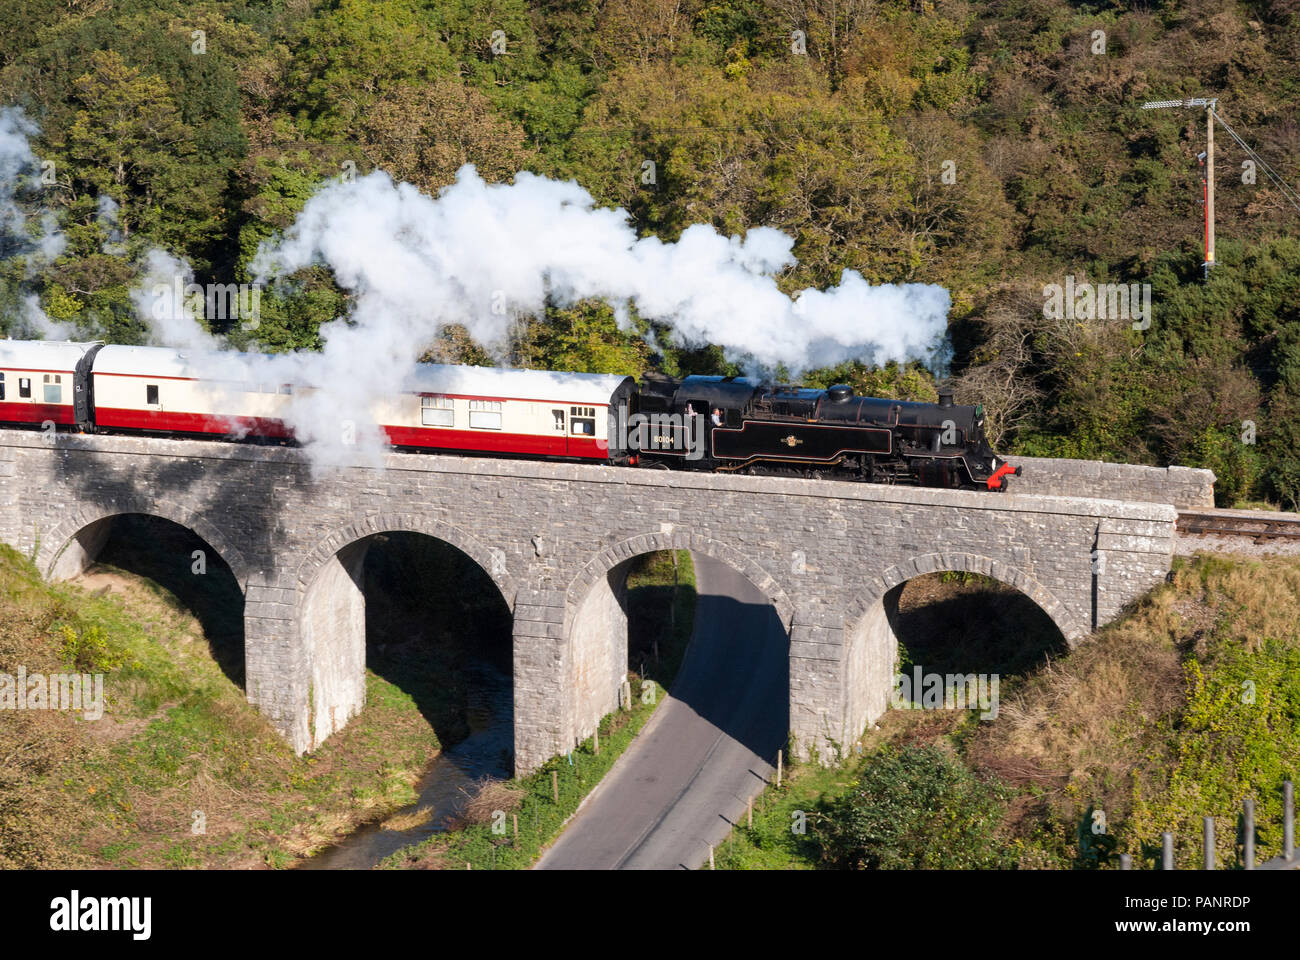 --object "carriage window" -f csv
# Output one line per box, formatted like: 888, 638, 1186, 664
0, 372, 5, 400
552, 409, 565, 431
421, 394, 454, 427
468, 399, 502, 430
571, 417, 596, 436
18, 377, 31, 399
146, 384, 159, 405
44, 379, 62, 403
279, 384, 294, 395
